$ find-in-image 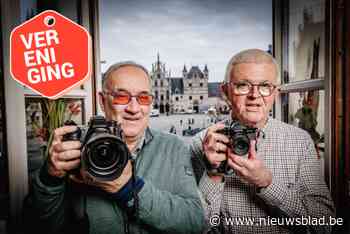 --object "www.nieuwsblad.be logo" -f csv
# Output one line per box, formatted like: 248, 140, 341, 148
210, 214, 343, 227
